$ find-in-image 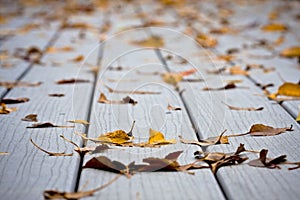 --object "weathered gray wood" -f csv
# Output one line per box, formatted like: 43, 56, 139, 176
0, 18, 102, 199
